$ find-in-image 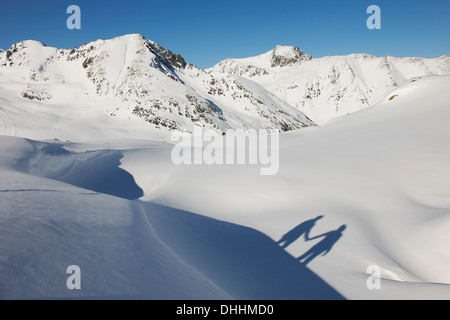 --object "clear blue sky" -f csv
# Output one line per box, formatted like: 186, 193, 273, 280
0, 0, 449, 68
